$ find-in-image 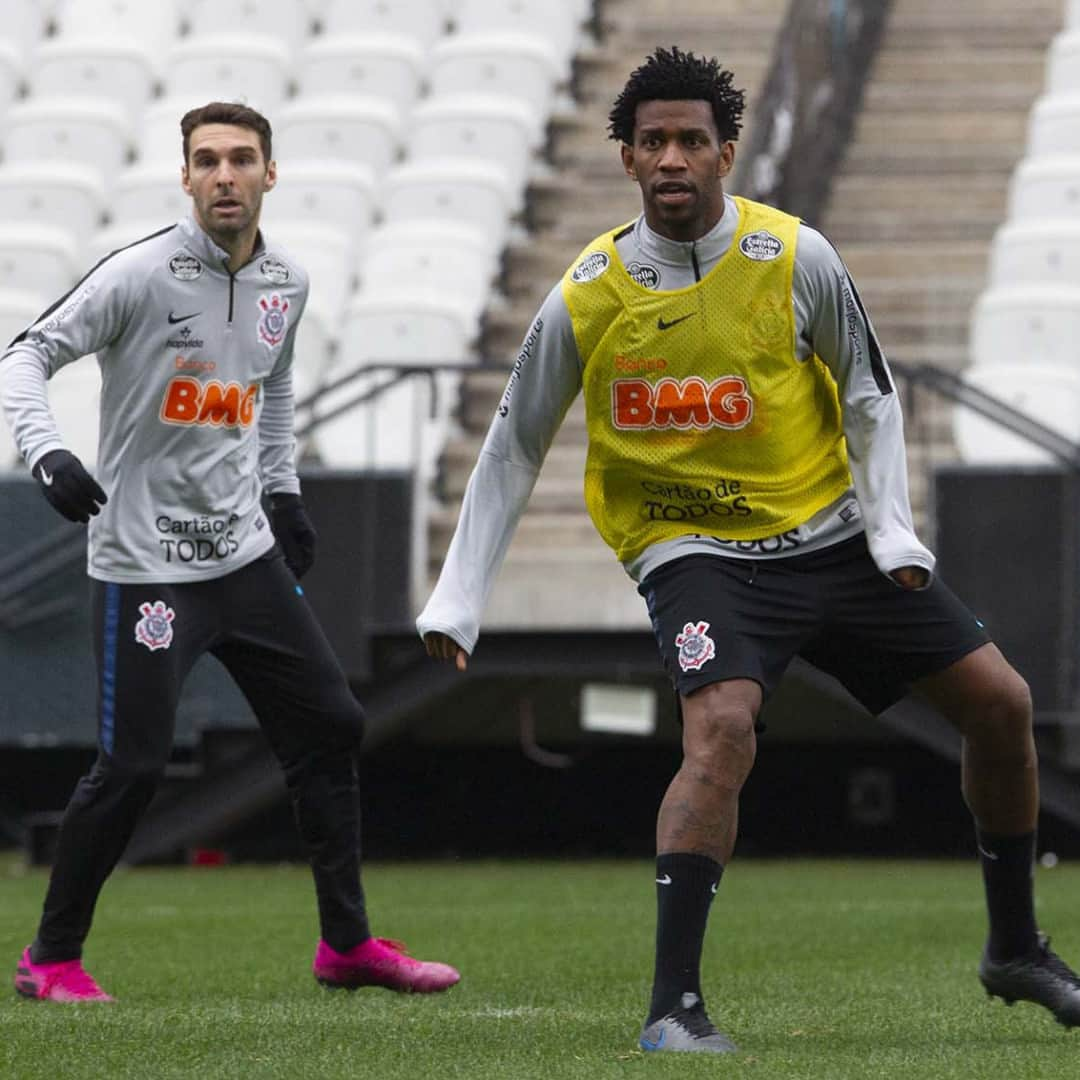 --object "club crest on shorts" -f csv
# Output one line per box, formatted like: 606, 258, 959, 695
257, 293, 289, 348
135, 600, 175, 652
675, 620, 715, 672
